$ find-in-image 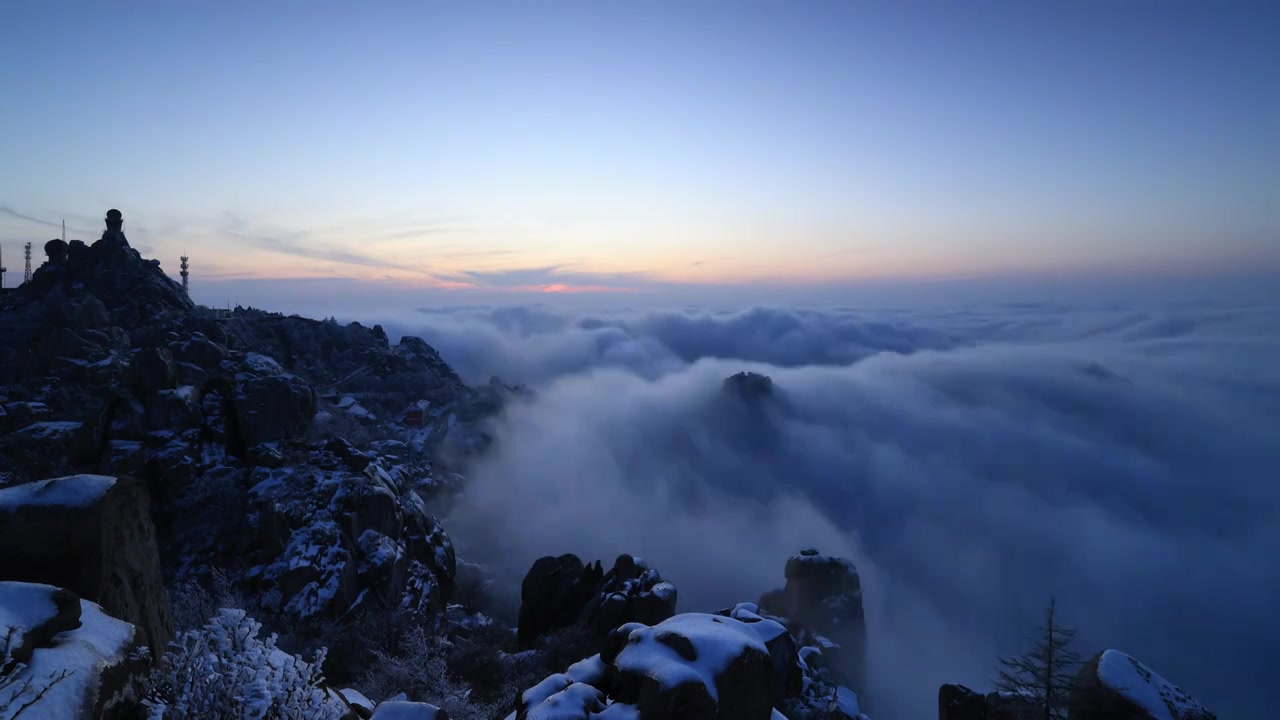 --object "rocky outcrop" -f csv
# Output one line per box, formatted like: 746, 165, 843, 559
233, 371, 317, 446
760, 548, 866, 693
1068, 650, 1216, 720
938, 684, 988, 720
582, 554, 678, 640
0, 581, 146, 720
510, 609, 869, 720
0, 474, 173, 657
723, 371, 774, 402
241, 447, 457, 619
518, 554, 603, 649
517, 554, 677, 650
